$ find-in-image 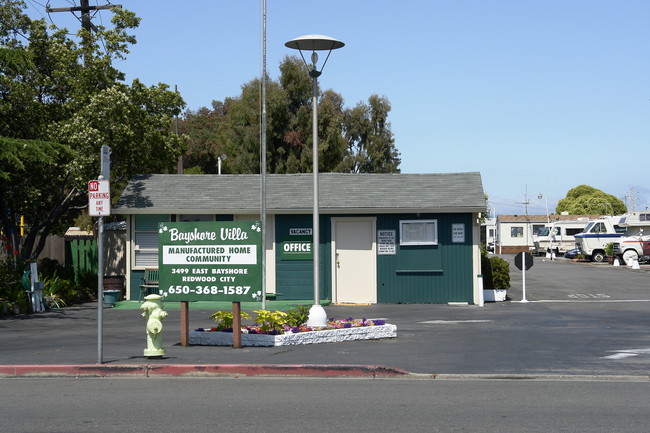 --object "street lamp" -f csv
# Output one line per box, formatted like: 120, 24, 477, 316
218, 154, 227, 175
285, 34, 344, 327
